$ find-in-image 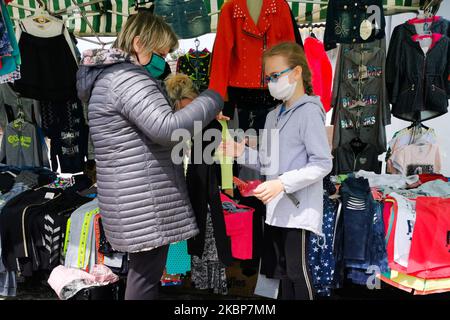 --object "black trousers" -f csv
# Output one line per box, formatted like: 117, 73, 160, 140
125, 245, 169, 300
261, 225, 315, 300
